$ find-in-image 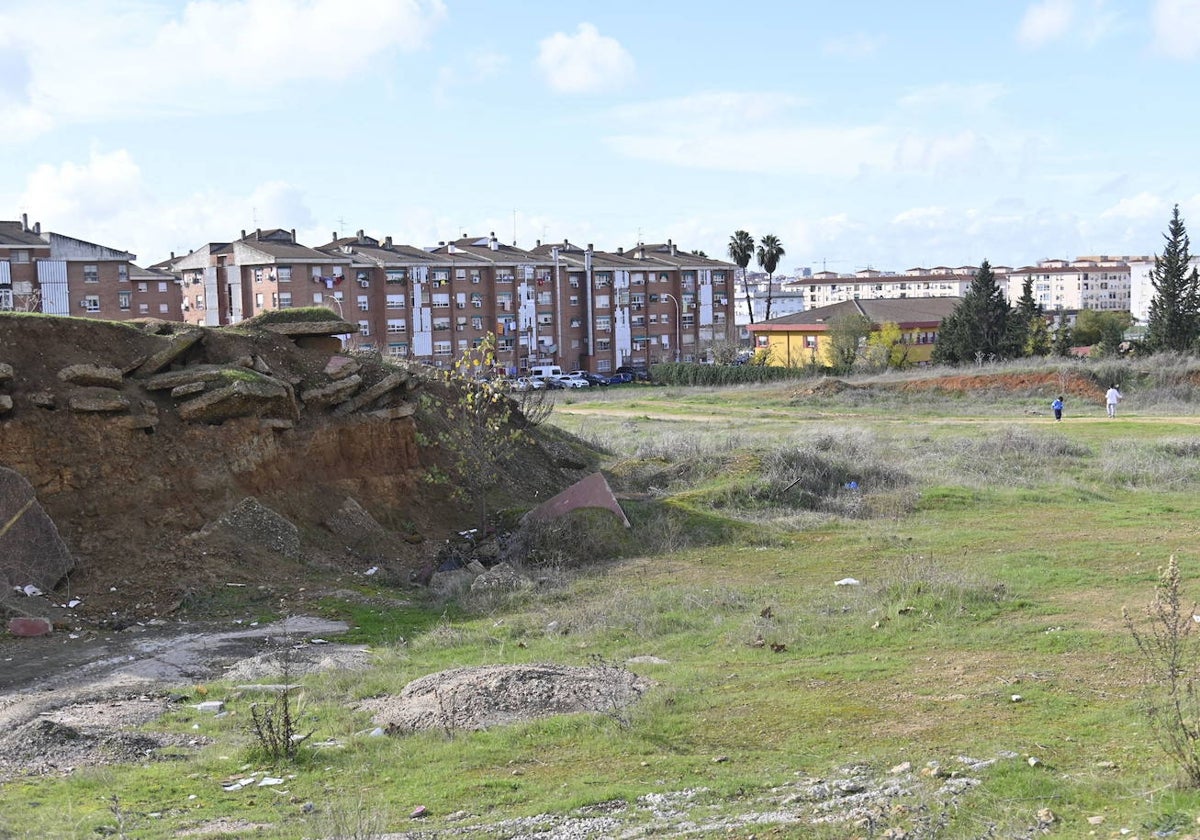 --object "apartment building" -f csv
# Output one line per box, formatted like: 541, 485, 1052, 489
174, 229, 352, 326
0, 215, 172, 320
1005, 257, 1136, 313
788, 265, 1010, 309
1125, 255, 1200, 324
